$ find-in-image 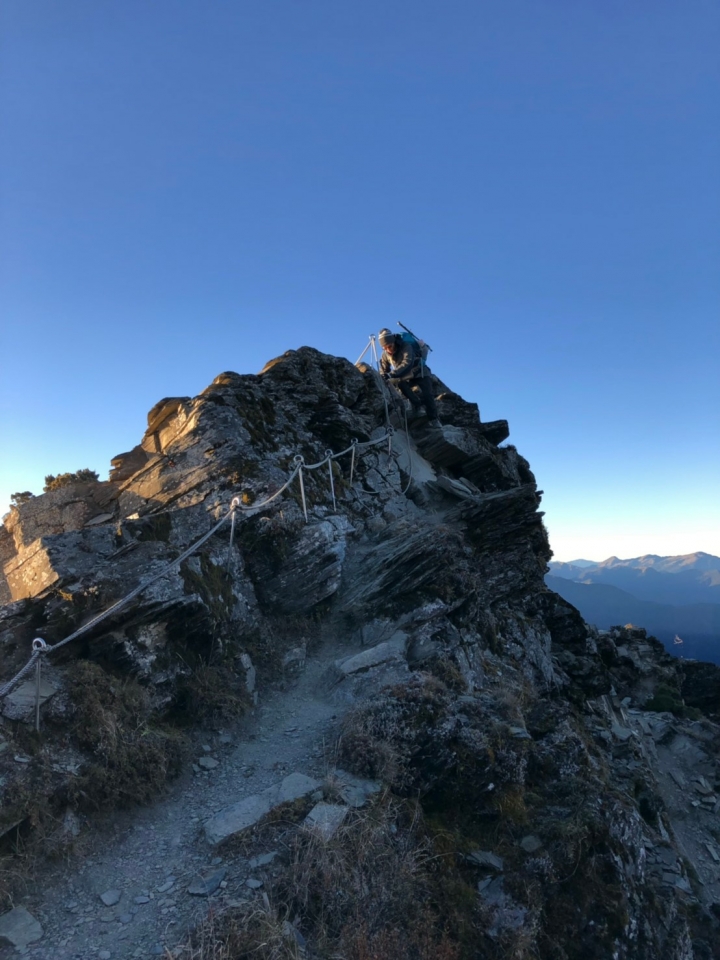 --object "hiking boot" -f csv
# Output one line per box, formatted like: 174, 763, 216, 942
427, 419, 442, 429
